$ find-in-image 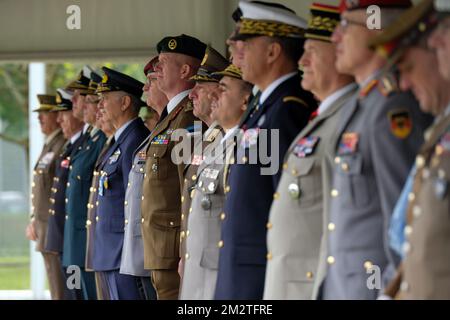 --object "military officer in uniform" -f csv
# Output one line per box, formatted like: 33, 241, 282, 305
83, 72, 116, 300
320, 0, 432, 299
26, 94, 66, 300
119, 59, 167, 301
263, 3, 356, 300
180, 64, 252, 299
370, 0, 450, 299
215, 1, 317, 300
62, 68, 107, 300
178, 45, 228, 279
141, 34, 206, 299
45, 89, 86, 299
93, 67, 149, 300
